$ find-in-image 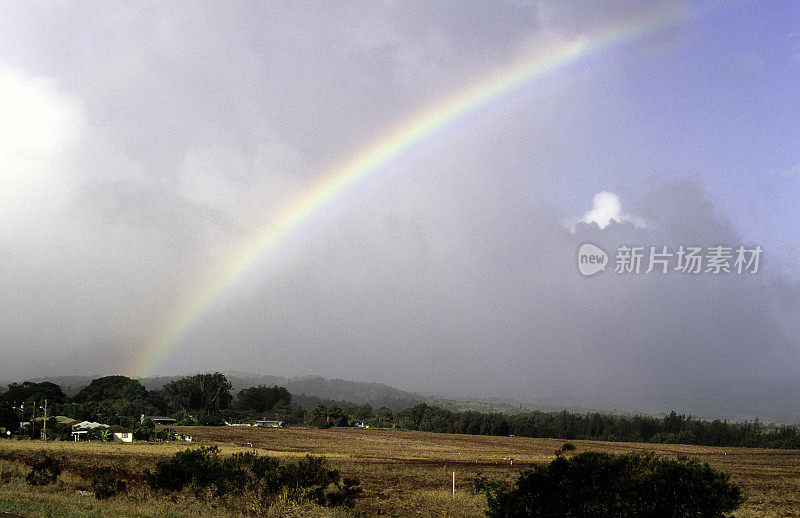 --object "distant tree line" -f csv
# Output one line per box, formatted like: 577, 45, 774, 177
387, 404, 800, 449
2, 376, 800, 449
